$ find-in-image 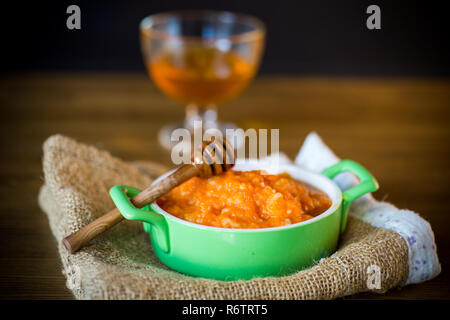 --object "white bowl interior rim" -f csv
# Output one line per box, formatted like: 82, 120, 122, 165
150, 163, 343, 232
